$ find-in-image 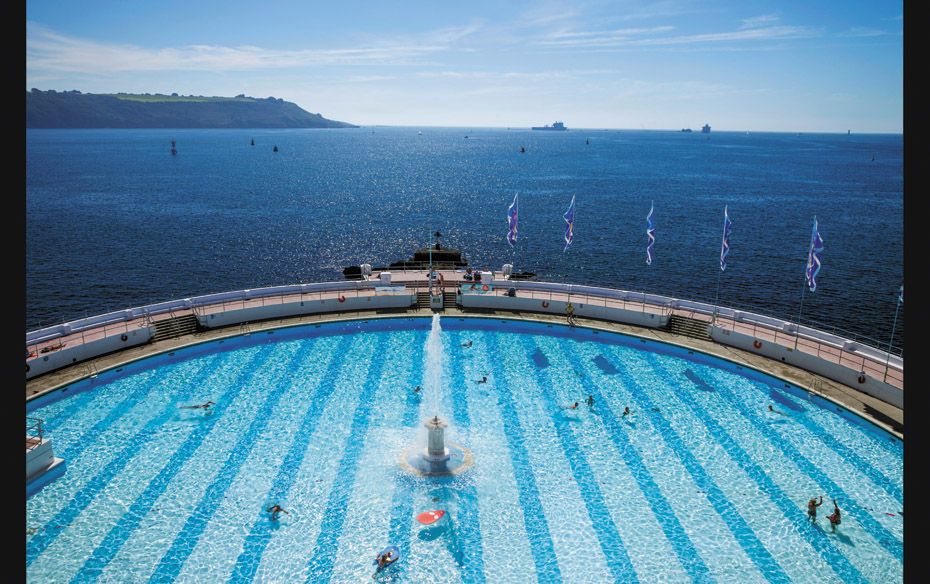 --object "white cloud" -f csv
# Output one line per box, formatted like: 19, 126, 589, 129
537, 24, 817, 49
839, 27, 890, 38
741, 14, 780, 29
26, 22, 476, 74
